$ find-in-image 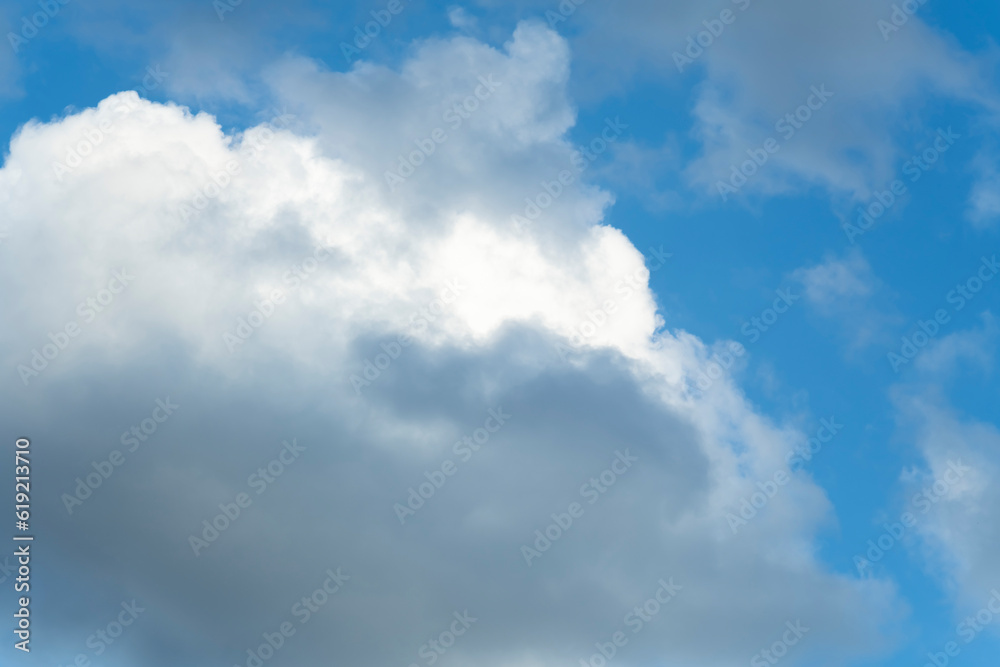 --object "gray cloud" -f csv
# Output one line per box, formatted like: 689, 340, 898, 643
0, 21, 905, 667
